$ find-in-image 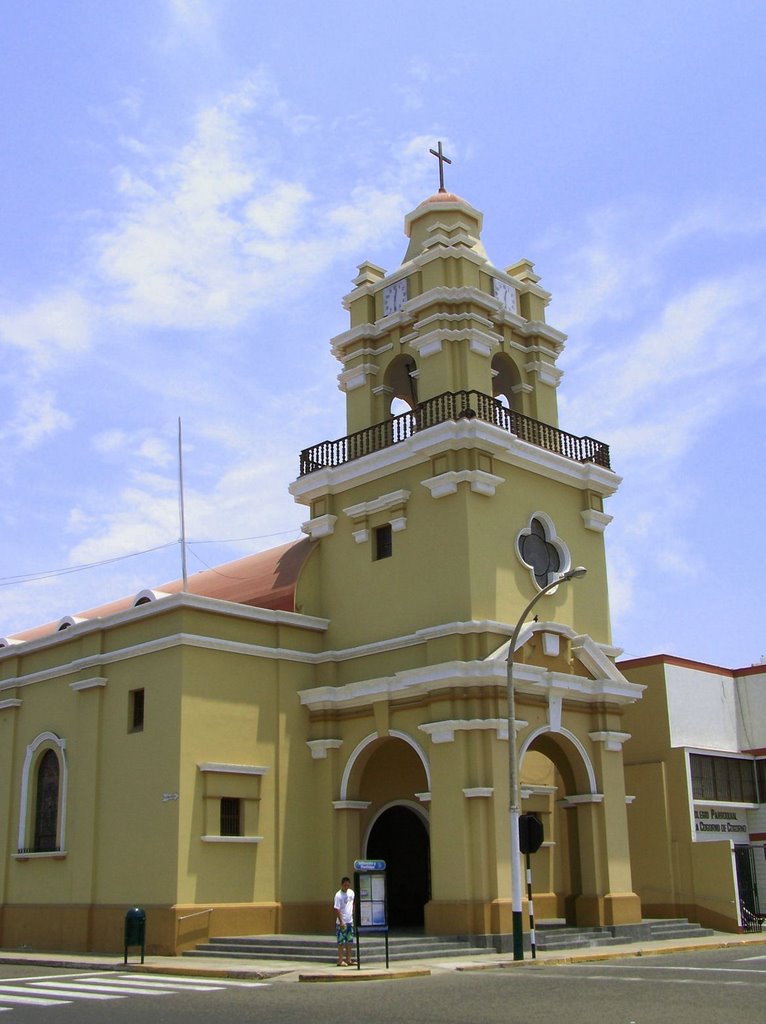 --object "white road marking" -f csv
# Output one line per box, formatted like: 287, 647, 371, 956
22, 984, 120, 1000
85, 977, 224, 991
114, 973, 268, 987
0, 987, 69, 1006
31, 980, 171, 996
